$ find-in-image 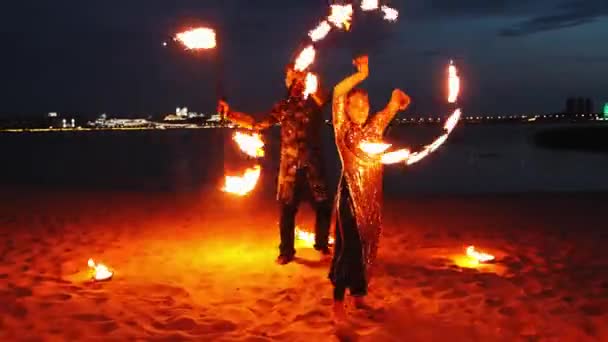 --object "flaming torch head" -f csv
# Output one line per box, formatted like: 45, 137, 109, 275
359, 141, 392, 155
309, 21, 332, 42
361, 0, 379, 11
328, 4, 353, 31
448, 61, 460, 103
233, 132, 265, 158
175, 27, 217, 50
222, 166, 262, 196
294, 45, 316, 72
381, 6, 399, 22
302, 73, 319, 99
